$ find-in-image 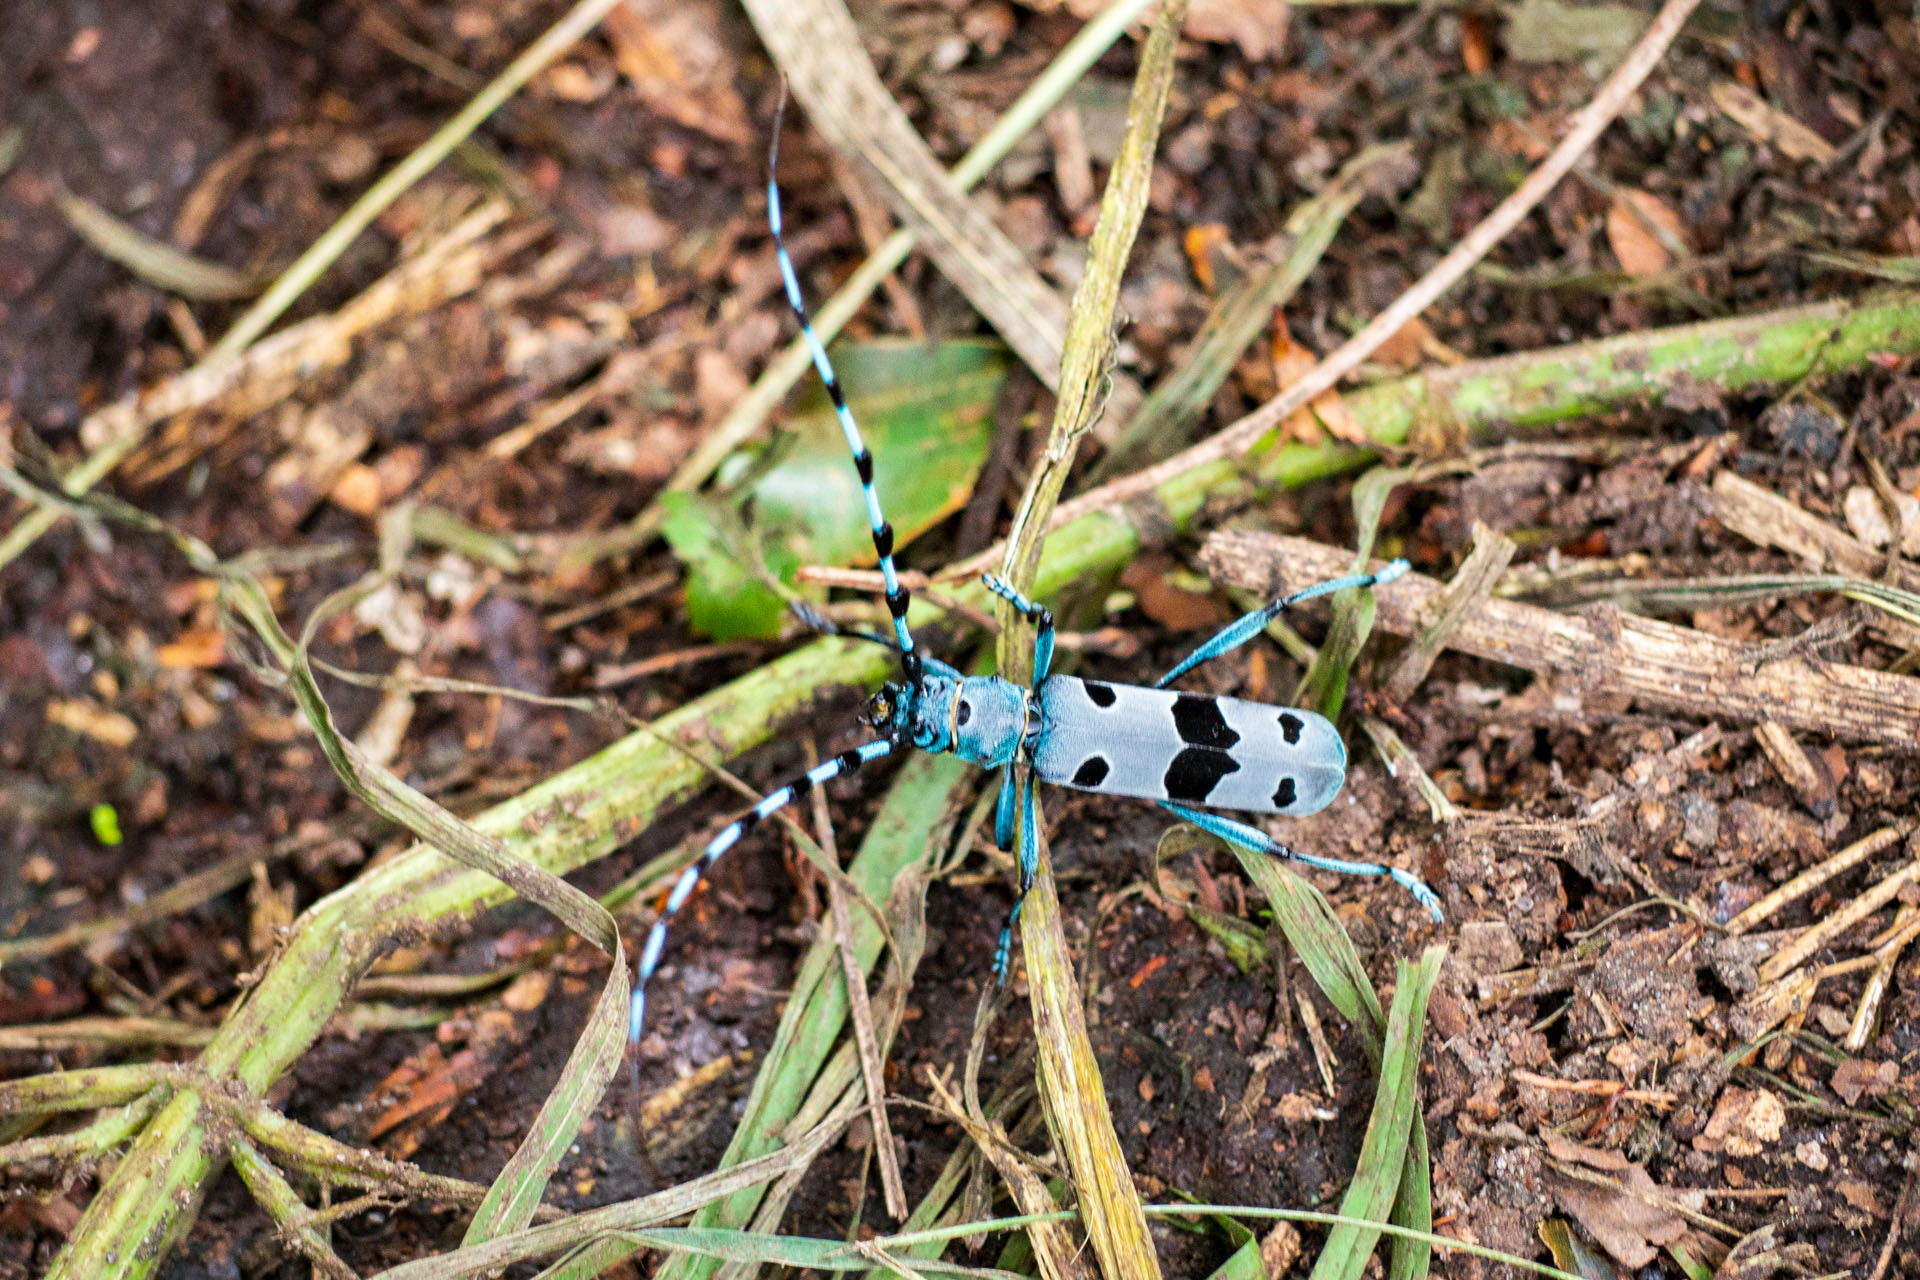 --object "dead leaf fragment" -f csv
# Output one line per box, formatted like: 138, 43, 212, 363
1271, 317, 1366, 443
1545, 1134, 1691, 1268
1456, 920, 1523, 976
1837, 1179, 1886, 1217
1711, 81, 1837, 164
1841, 484, 1920, 553
1260, 1221, 1302, 1275
46, 699, 138, 748
1371, 313, 1452, 370
1830, 1057, 1899, 1105
1460, 10, 1494, 74
602, 0, 751, 145
329, 463, 385, 518
1606, 190, 1686, 277
1693, 1086, 1785, 1156
1064, 0, 1290, 59
1183, 222, 1231, 292
500, 971, 552, 1013
1120, 558, 1230, 631
156, 627, 228, 670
